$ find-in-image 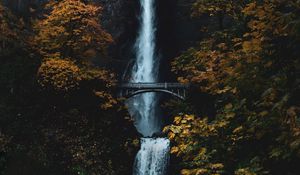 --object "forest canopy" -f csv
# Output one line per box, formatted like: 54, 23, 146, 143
0, 1, 135, 175
166, 0, 300, 175
0, 0, 300, 175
